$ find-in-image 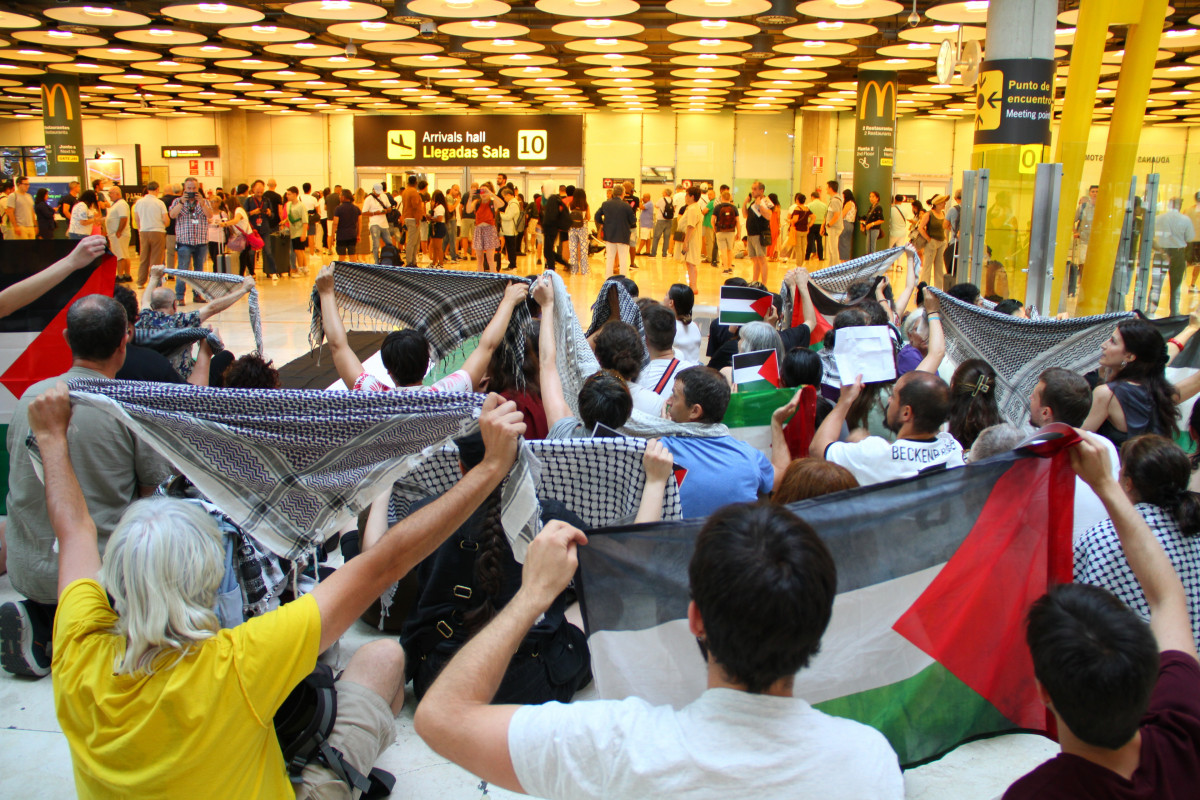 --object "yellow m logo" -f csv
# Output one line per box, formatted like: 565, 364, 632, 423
859, 80, 895, 120
42, 82, 74, 121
